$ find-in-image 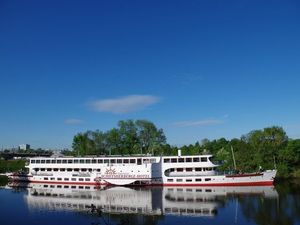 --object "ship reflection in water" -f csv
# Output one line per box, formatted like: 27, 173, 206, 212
10, 182, 278, 218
